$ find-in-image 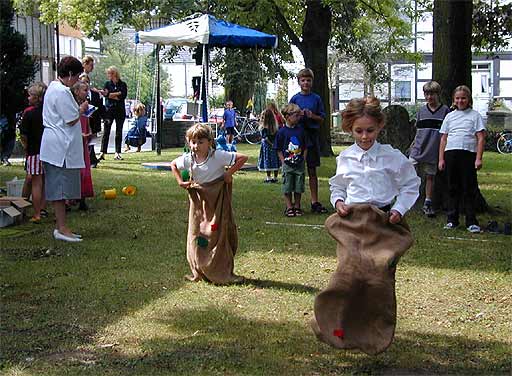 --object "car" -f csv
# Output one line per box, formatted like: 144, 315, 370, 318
164, 98, 188, 120
208, 108, 224, 124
